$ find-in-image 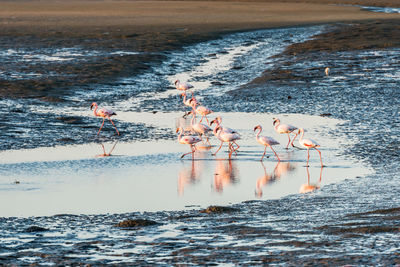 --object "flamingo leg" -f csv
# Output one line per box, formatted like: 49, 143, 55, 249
109, 141, 118, 154
101, 143, 106, 155
290, 132, 298, 147
233, 141, 240, 152
306, 148, 310, 167
204, 116, 210, 126
314, 148, 324, 167
228, 143, 233, 159
205, 136, 211, 146
212, 141, 224, 156
269, 146, 281, 161
108, 117, 120, 135
181, 144, 196, 159
261, 146, 267, 161
286, 133, 291, 149
199, 115, 204, 123
97, 118, 106, 135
